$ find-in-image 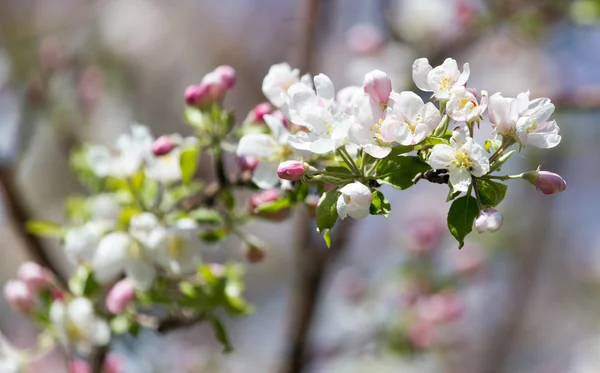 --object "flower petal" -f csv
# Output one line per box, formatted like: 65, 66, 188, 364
237, 134, 277, 158
252, 161, 280, 189
428, 144, 454, 170
92, 233, 128, 285
449, 167, 471, 192
412, 58, 433, 91
124, 258, 156, 291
